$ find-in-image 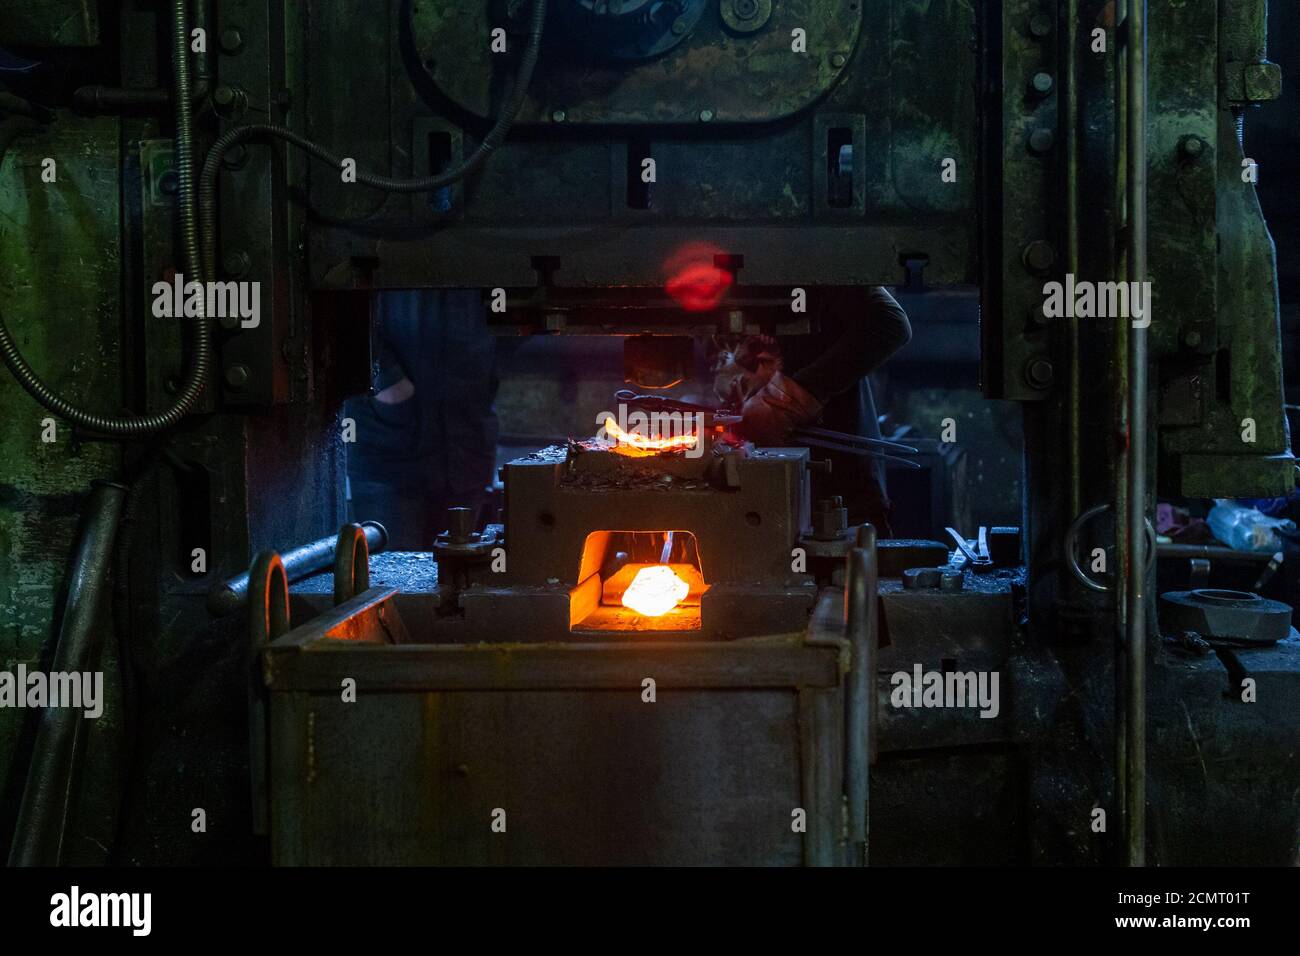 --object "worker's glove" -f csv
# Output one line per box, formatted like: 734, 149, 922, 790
740, 371, 823, 446
712, 334, 782, 405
